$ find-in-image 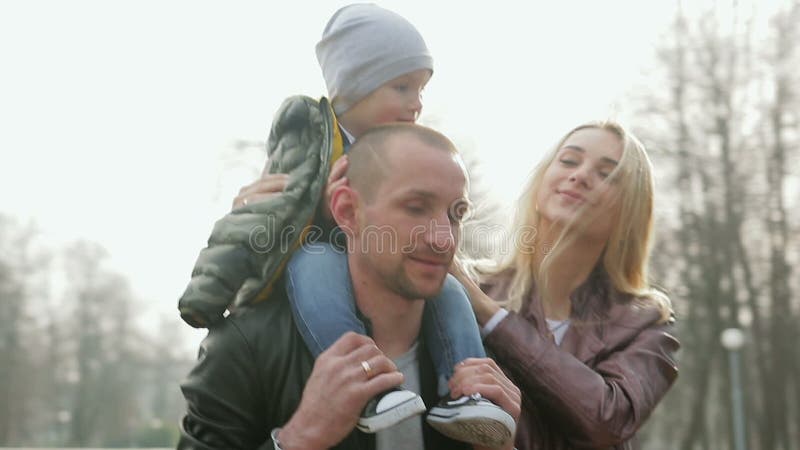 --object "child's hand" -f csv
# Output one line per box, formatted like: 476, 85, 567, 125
320, 155, 349, 222
232, 172, 290, 210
